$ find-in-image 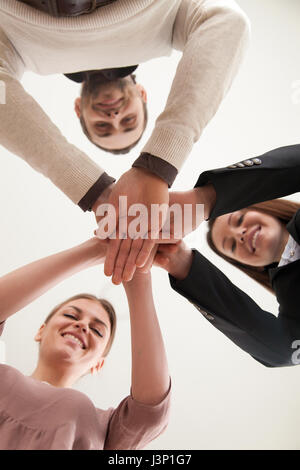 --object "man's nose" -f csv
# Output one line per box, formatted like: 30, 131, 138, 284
102, 110, 119, 118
